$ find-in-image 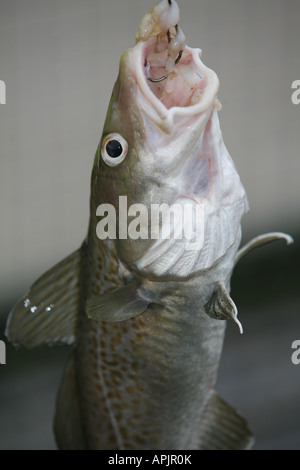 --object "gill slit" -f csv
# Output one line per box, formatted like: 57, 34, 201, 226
96, 323, 124, 450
